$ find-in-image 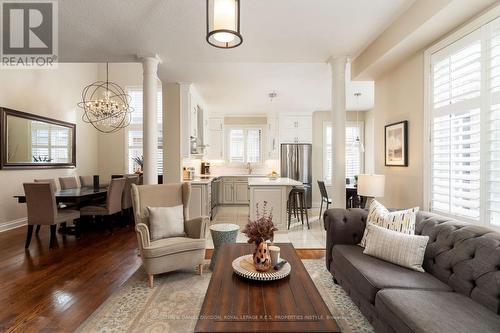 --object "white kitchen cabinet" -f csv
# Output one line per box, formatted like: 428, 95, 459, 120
267, 116, 279, 159
209, 117, 224, 131
234, 182, 249, 204
279, 115, 312, 143
207, 130, 224, 160
188, 183, 211, 219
